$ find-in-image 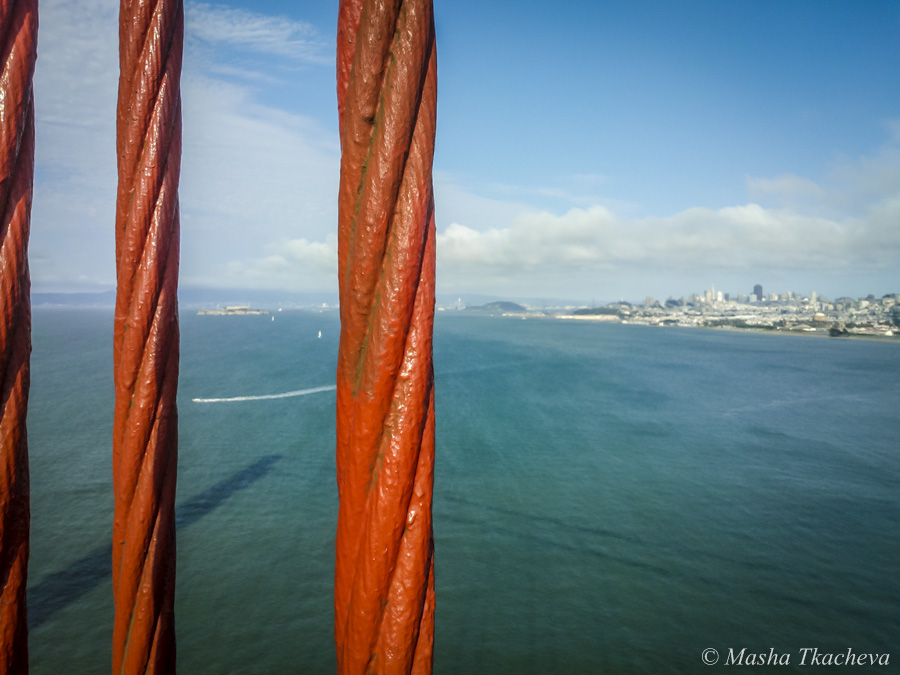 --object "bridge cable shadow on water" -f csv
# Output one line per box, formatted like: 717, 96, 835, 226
27, 454, 283, 630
